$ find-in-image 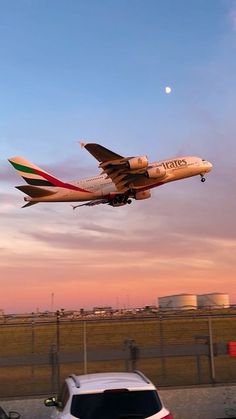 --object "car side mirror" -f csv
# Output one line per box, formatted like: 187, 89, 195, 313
44, 396, 57, 407
9, 412, 21, 419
